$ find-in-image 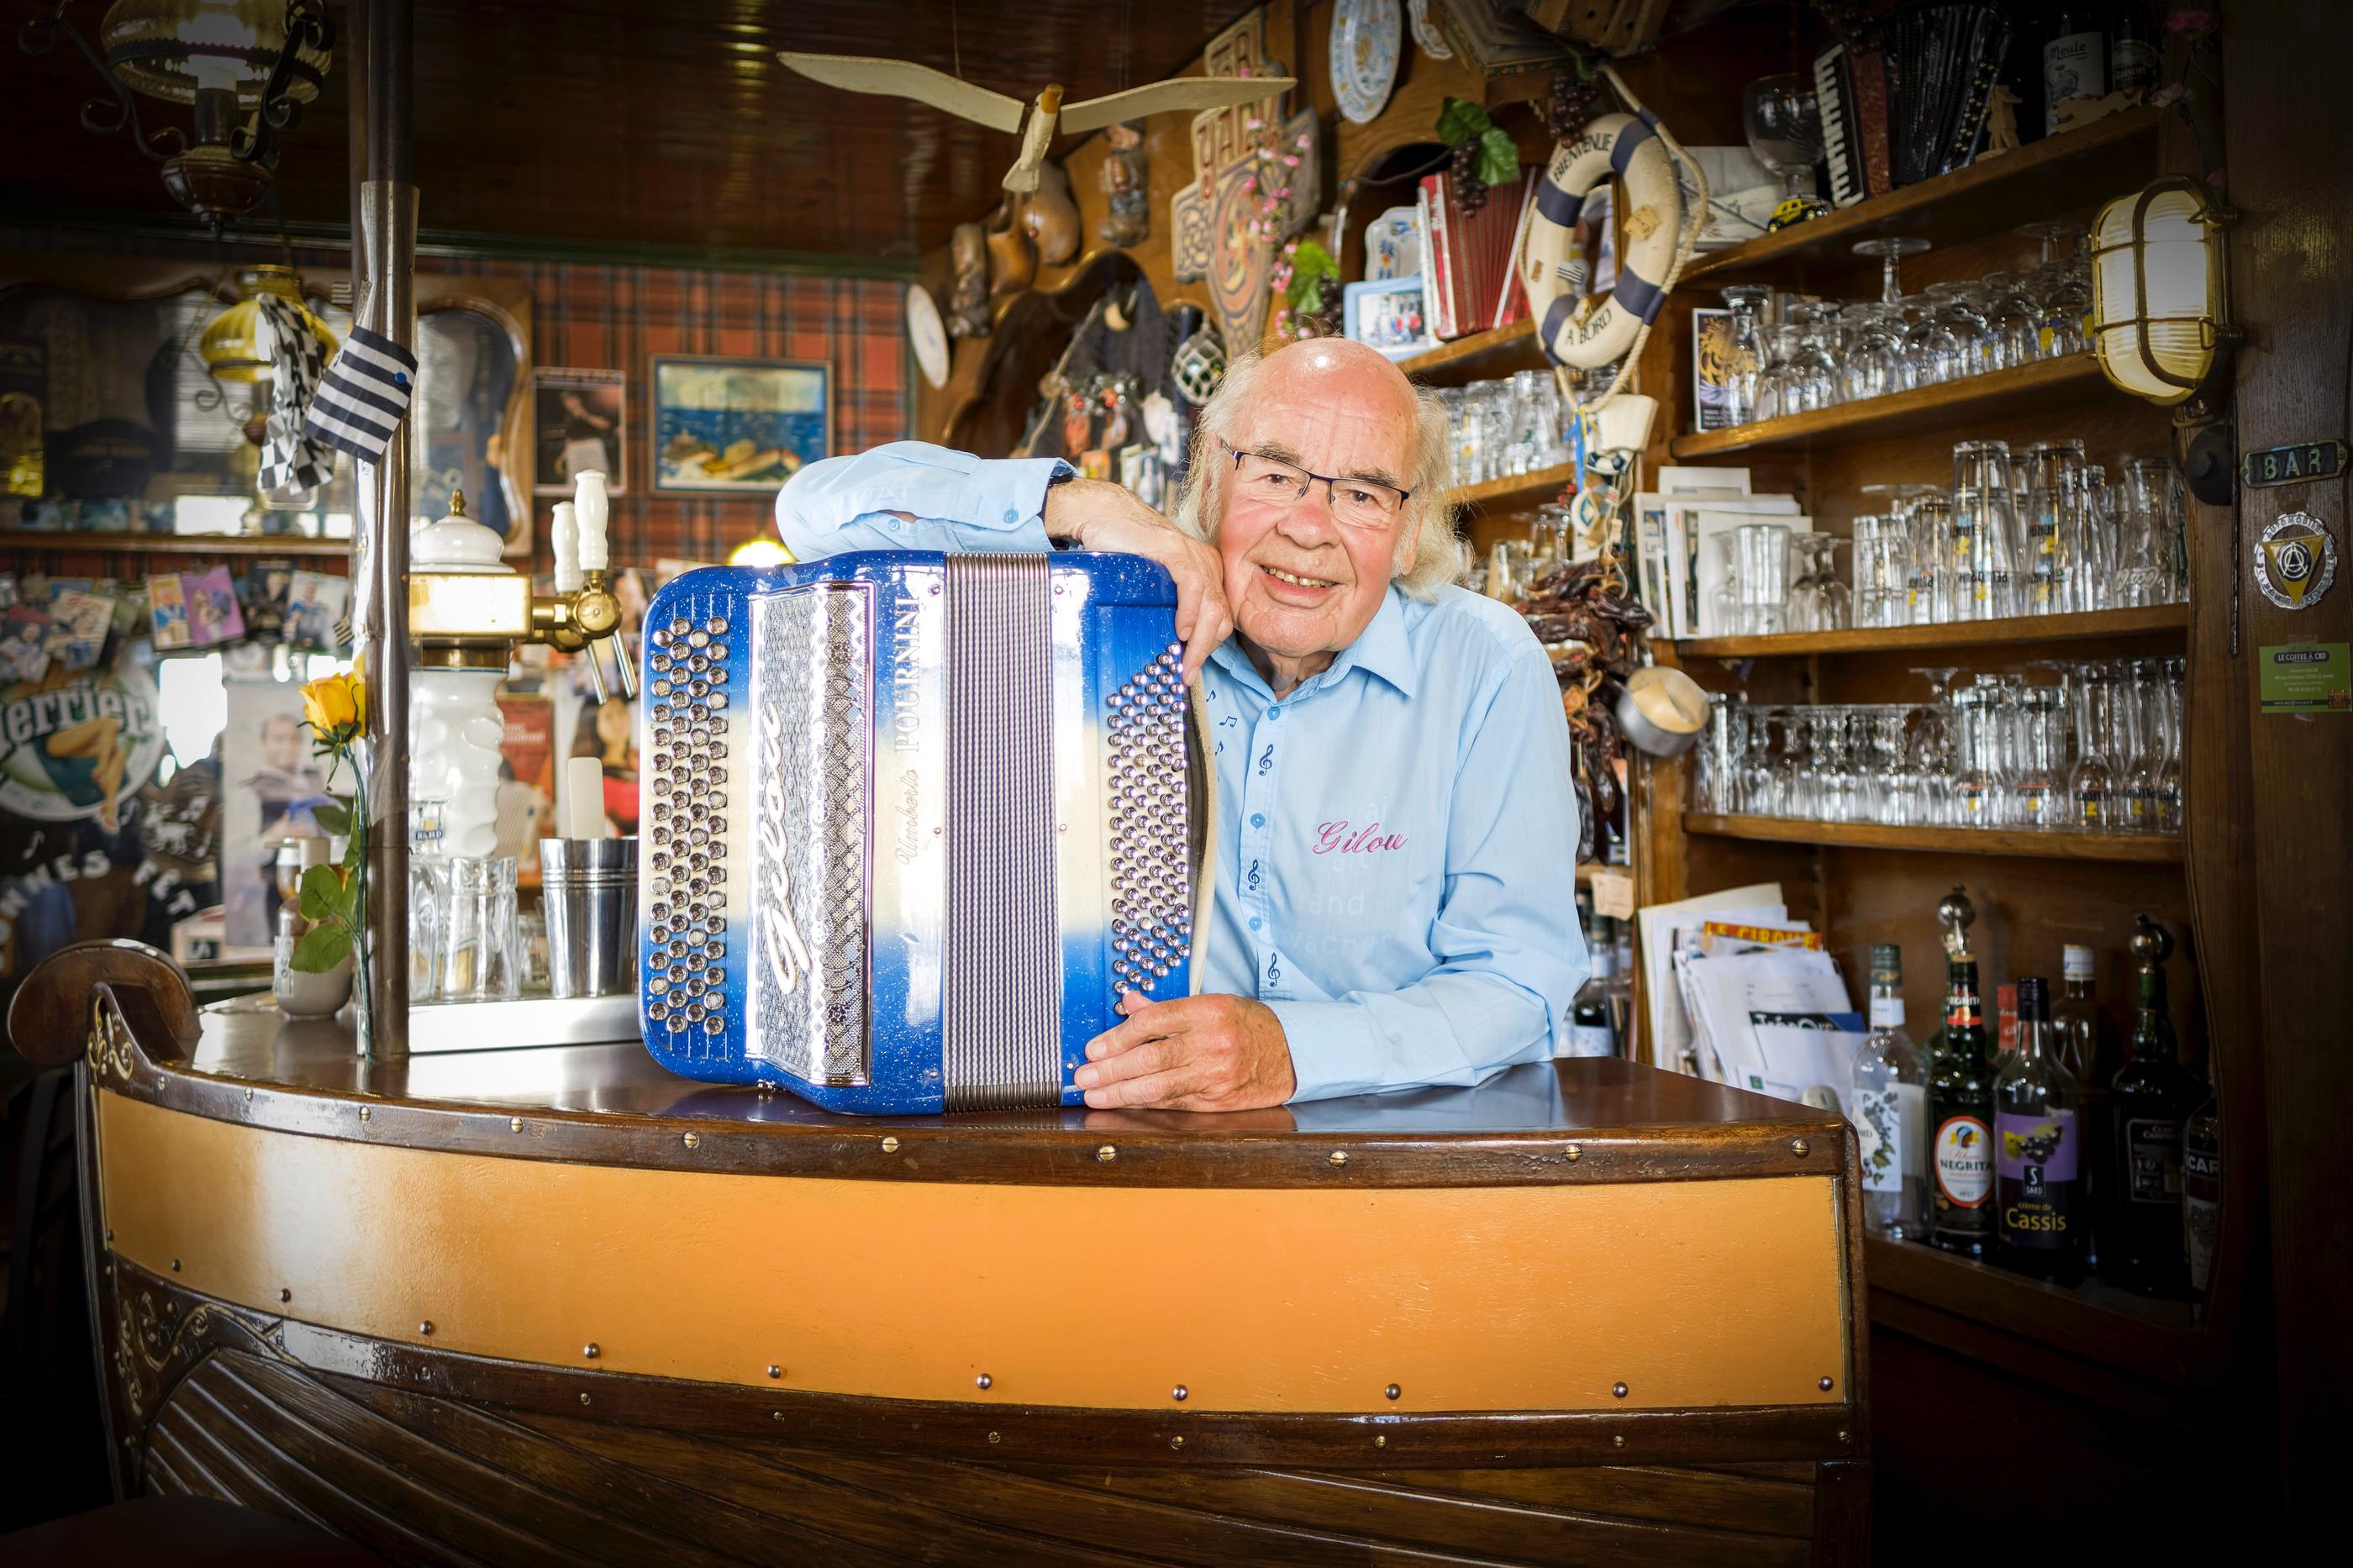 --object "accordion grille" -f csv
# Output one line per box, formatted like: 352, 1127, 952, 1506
942, 555, 1061, 1110
641, 613, 735, 1056
1106, 642, 1192, 1001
